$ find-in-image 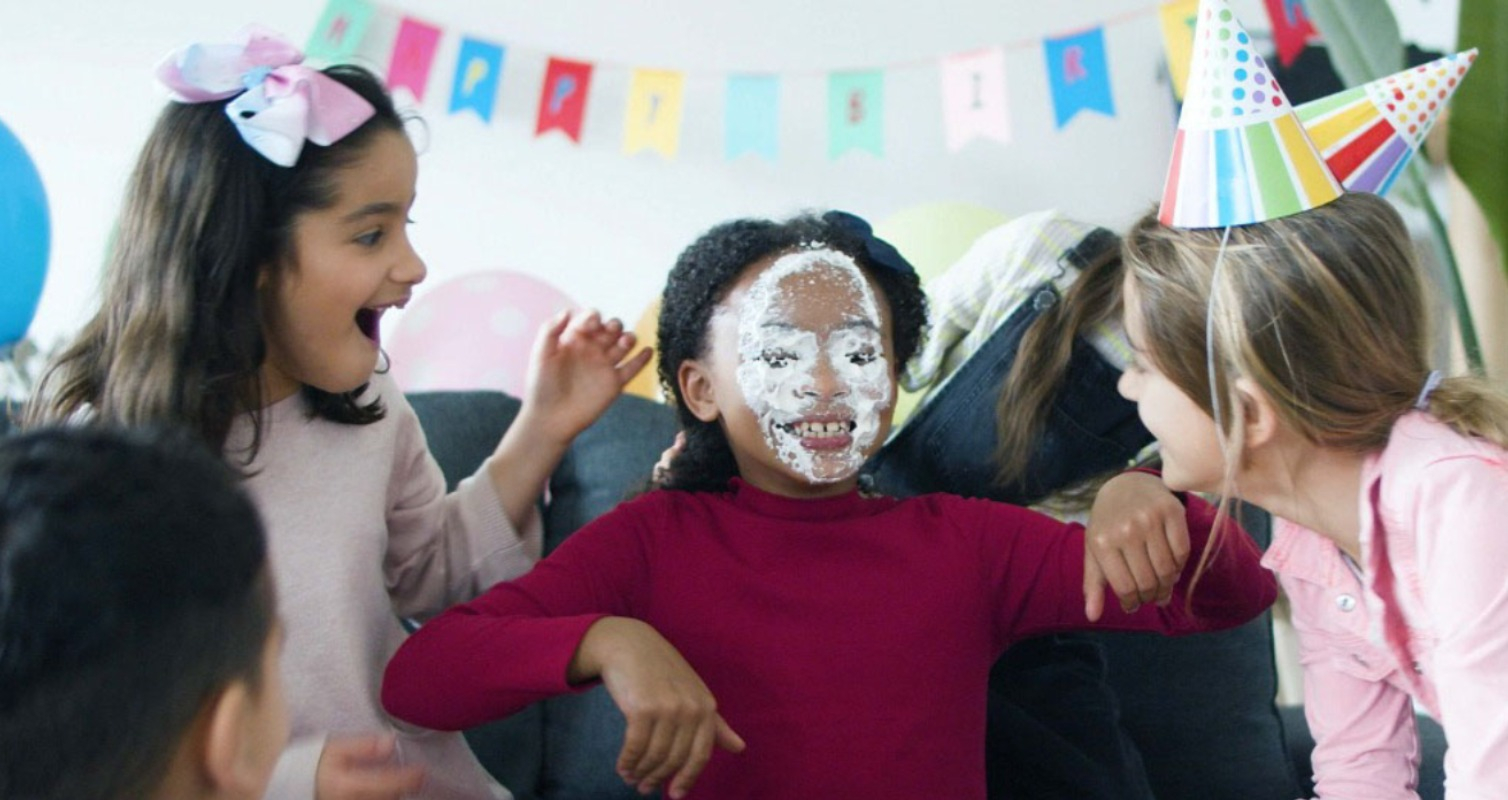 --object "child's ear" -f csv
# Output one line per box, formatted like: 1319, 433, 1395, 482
1235, 377, 1279, 451
201, 681, 266, 797
678, 360, 721, 423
